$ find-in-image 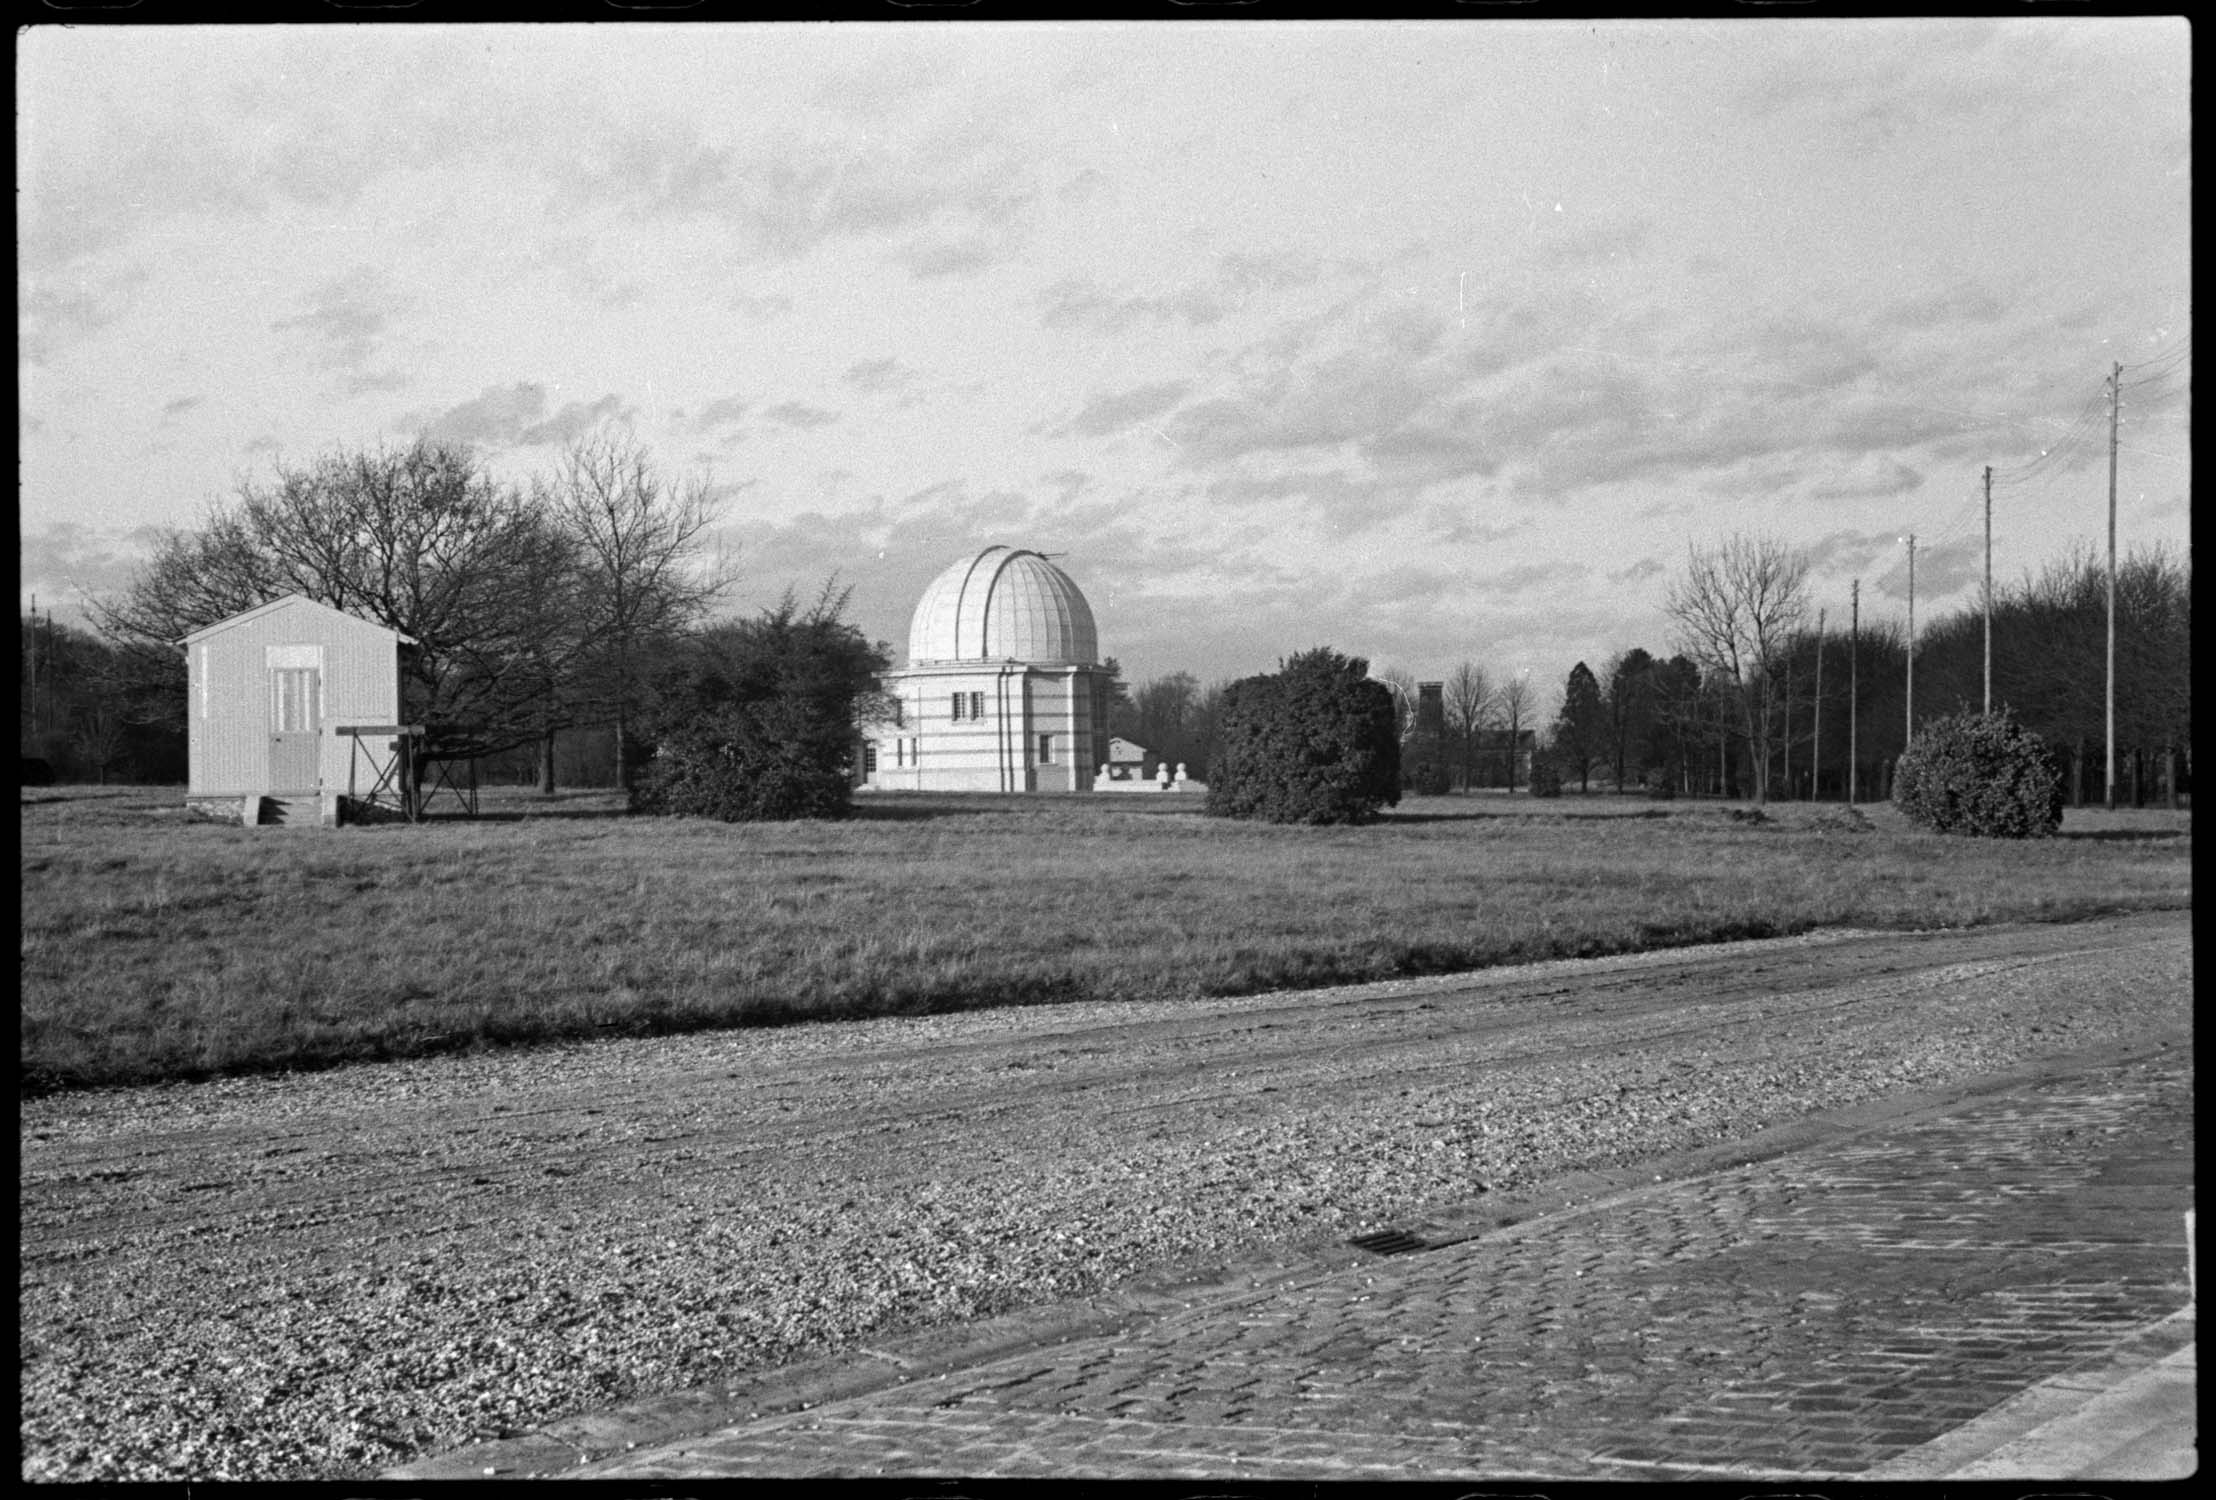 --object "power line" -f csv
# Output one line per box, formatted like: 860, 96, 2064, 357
1991, 389, 2112, 486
